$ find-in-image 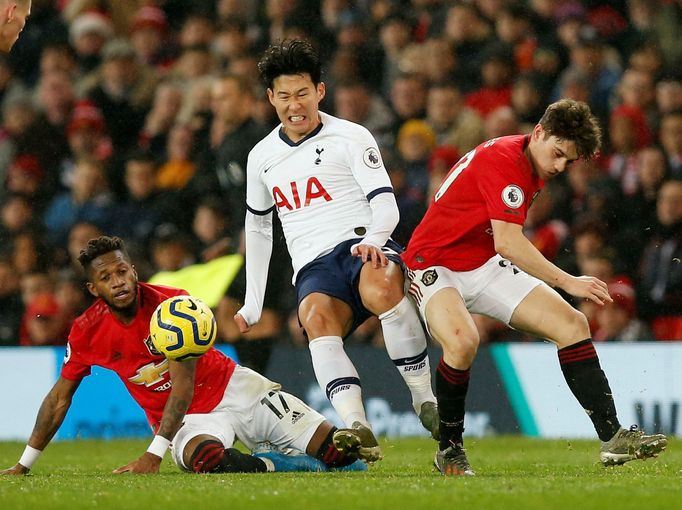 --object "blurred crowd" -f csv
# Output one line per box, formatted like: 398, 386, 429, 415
0, 0, 681, 352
